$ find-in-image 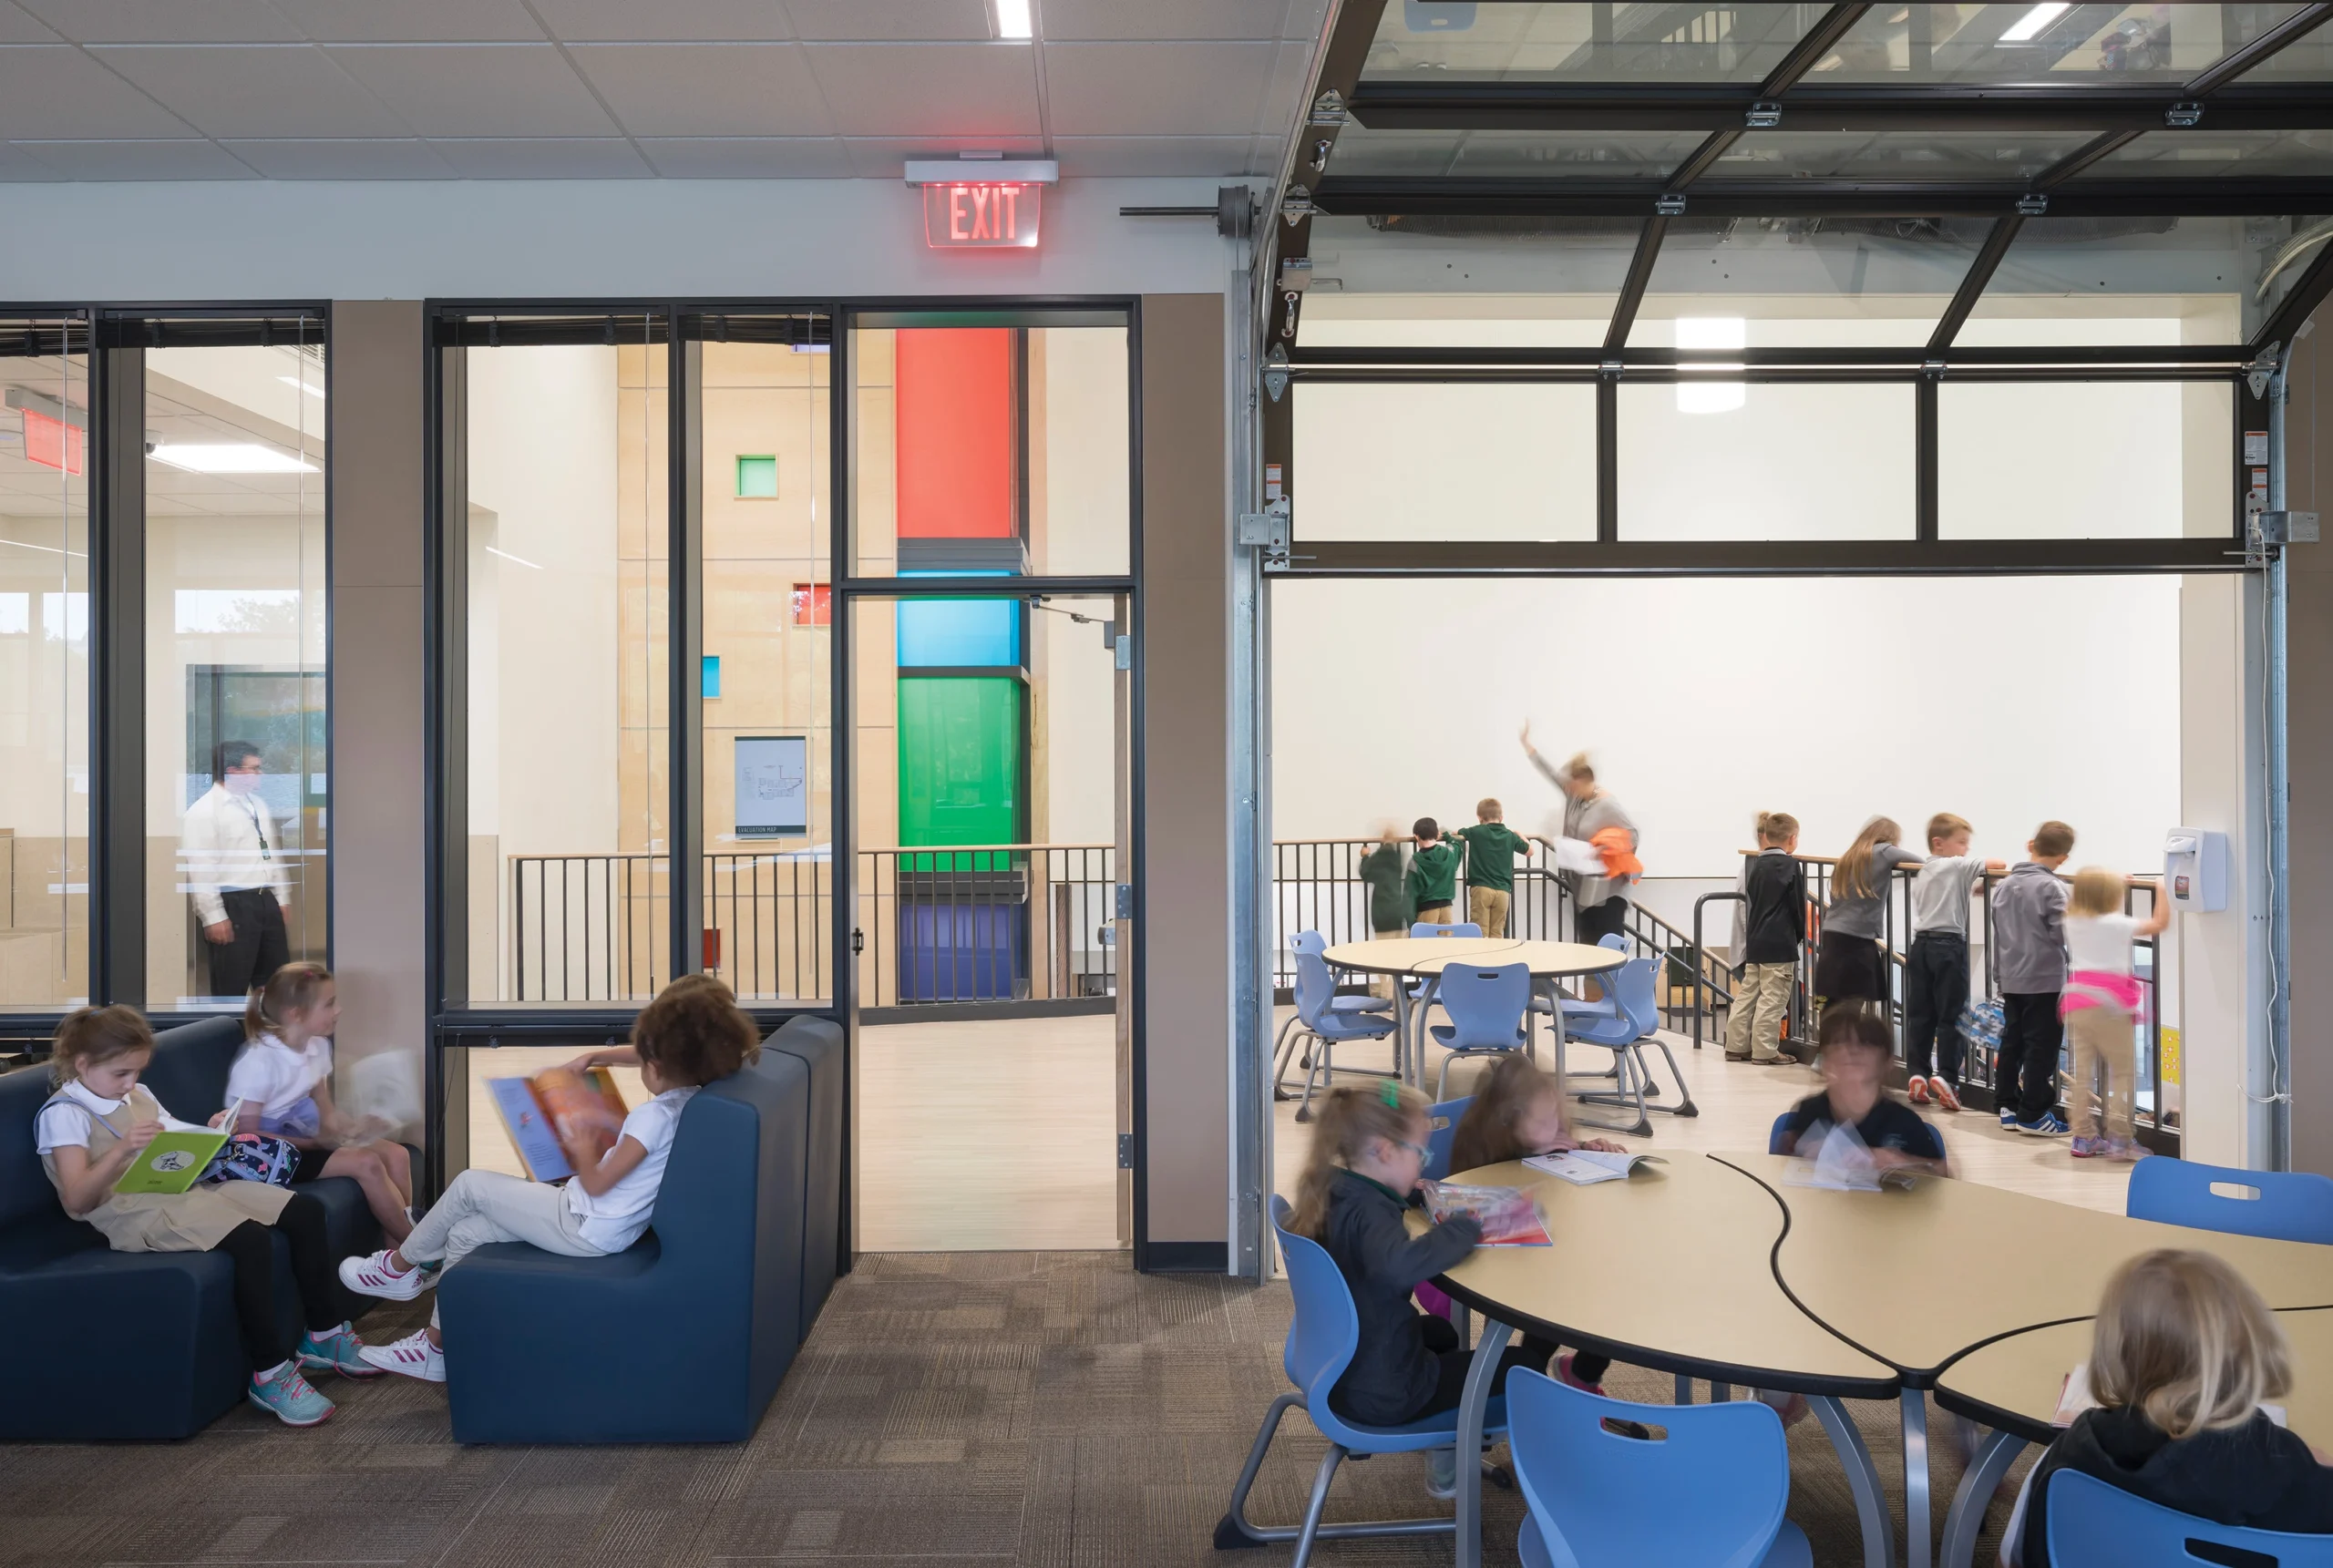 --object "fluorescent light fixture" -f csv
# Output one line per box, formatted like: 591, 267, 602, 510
486, 545, 541, 569
2000, 3, 2069, 43
149, 444, 318, 475
1675, 317, 1746, 413
278, 375, 324, 399
992, 0, 1033, 39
